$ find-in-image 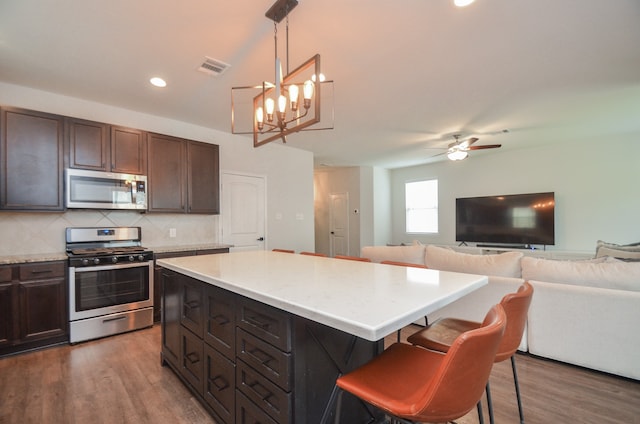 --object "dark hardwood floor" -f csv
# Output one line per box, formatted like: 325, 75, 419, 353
0, 325, 638, 424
